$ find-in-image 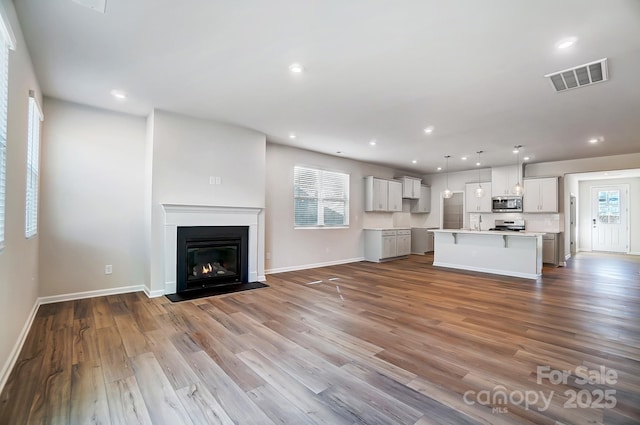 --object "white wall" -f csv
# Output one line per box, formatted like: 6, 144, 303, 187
578, 178, 640, 254
148, 110, 266, 293
39, 98, 147, 296
0, 0, 41, 389
265, 143, 414, 273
